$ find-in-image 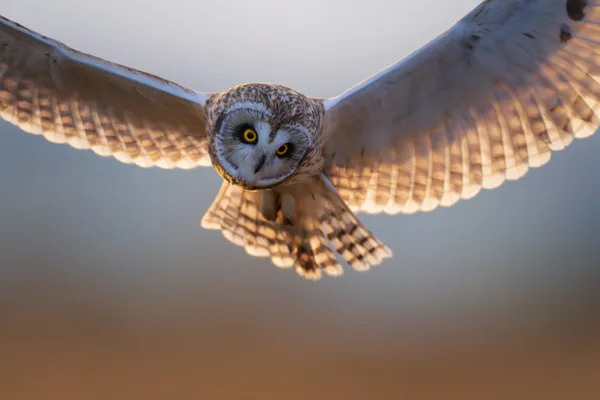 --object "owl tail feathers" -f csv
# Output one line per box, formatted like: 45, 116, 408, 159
201, 181, 307, 273
200, 177, 392, 280
290, 178, 393, 279
317, 175, 393, 275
